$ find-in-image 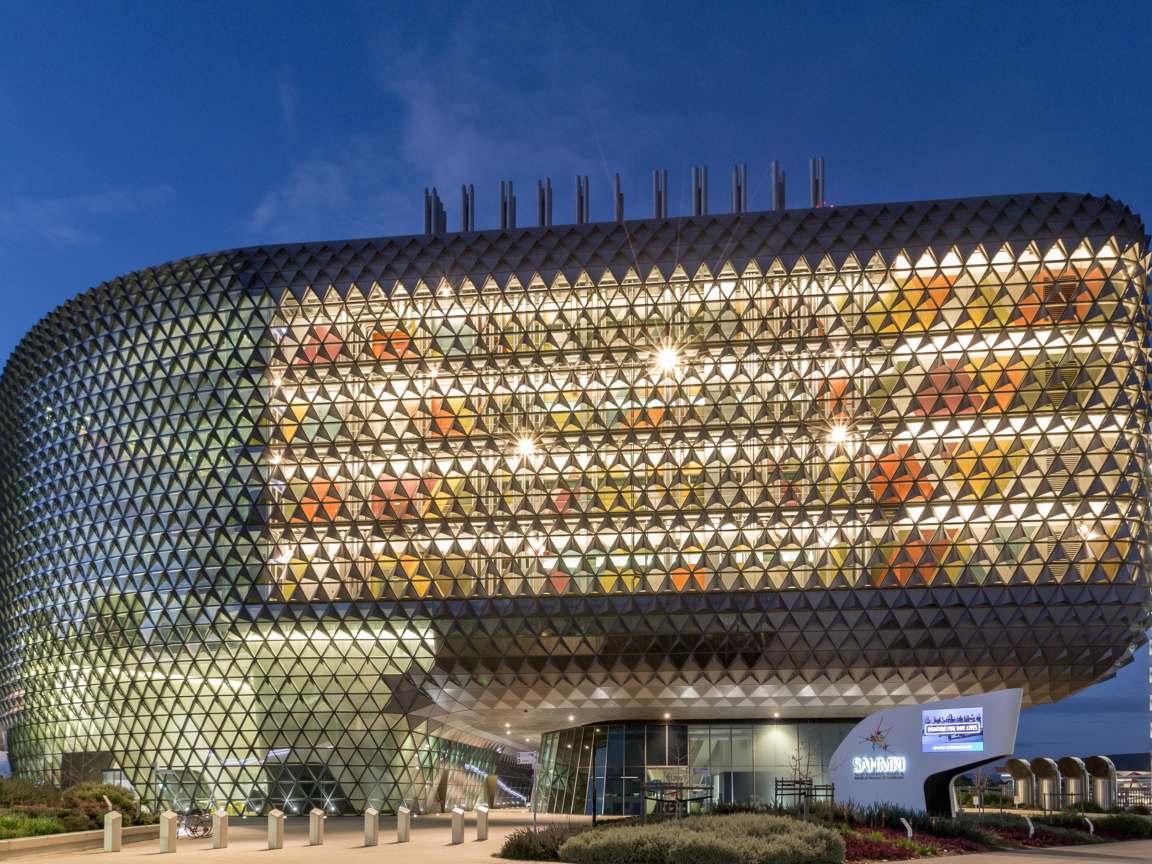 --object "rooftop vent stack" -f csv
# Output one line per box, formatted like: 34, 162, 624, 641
537, 179, 553, 227
731, 163, 748, 214
575, 175, 590, 224
425, 187, 446, 234
771, 161, 785, 211
500, 181, 517, 230
460, 184, 475, 232
810, 157, 825, 208
613, 173, 624, 223
652, 169, 669, 218
691, 166, 708, 216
